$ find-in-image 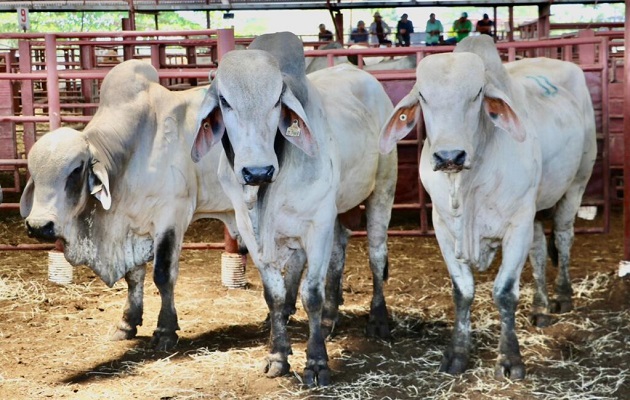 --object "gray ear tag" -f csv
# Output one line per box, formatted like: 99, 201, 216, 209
286, 119, 301, 137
